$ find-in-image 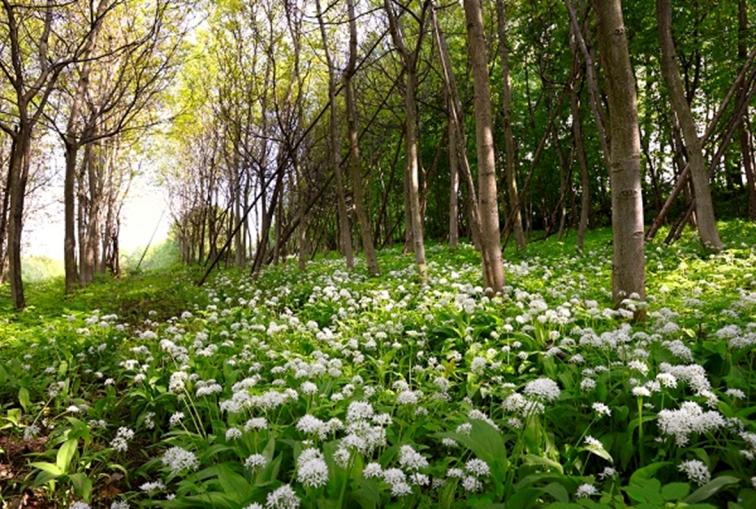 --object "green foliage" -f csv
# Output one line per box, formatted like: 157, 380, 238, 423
22, 256, 65, 282
2, 222, 756, 507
